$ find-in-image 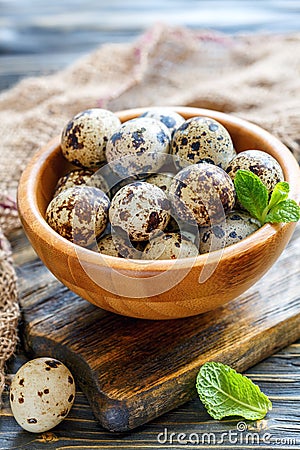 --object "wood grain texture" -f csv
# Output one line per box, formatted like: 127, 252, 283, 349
17, 107, 300, 320
3, 352, 300, 450
9, 222, 300, 432
3, 343, 300, 450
